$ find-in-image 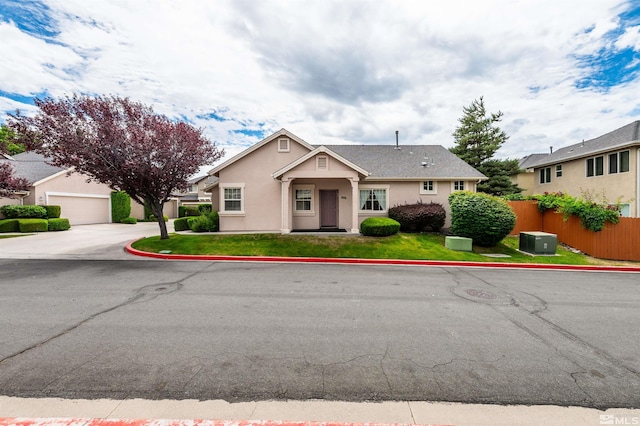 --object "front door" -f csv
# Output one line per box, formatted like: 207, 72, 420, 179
320, 190, 338, 228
